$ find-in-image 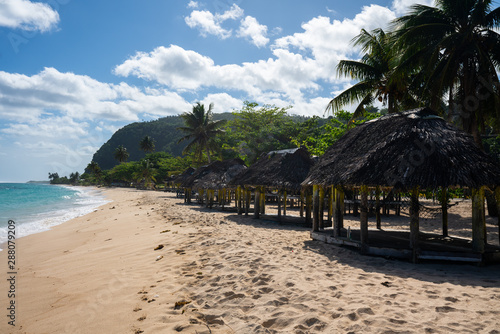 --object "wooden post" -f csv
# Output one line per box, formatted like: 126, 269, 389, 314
375, 186, 381, 229
496, 187, 500, 246
277, 191, 282, 222
283, 191, 287, 216
333, 187, 339, 237
338, 188, 344, 229
410, 187, 420, 263
199, 189, 204, 205
305, 188, 312, 227
319, 185, 325, 229
254, 187, 261, 219
209, 189, 214, 209
245, 188, 250, 216
237, 186, 242, 215
472, 187, 486, 253
300, 189, 304, 218
441, 188, 448, 237
260, 187, 265, 215
312, 185, 319, 231
360, 185, 369, 253
328, 186, 334, 226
